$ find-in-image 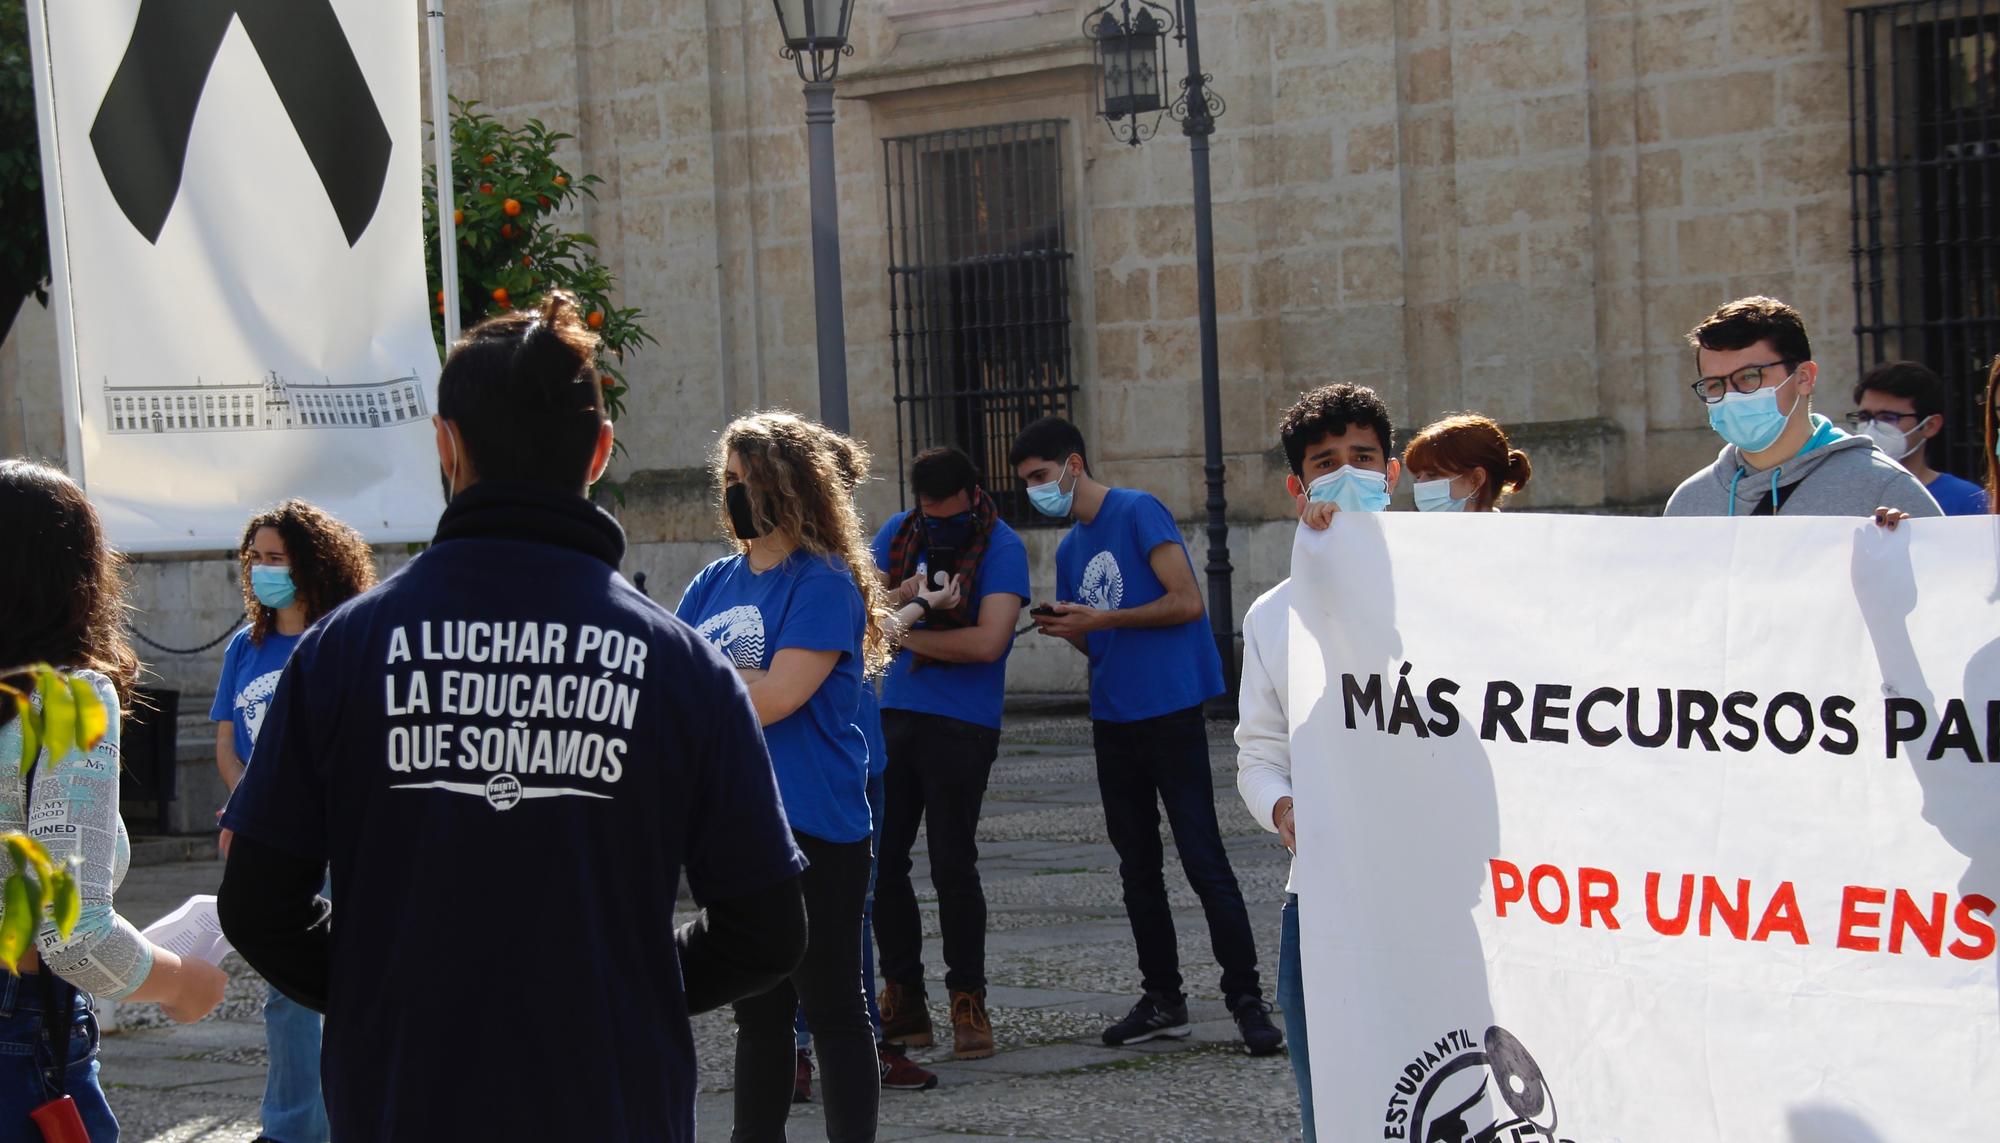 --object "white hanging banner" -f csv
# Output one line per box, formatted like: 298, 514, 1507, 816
25, 0, 443, 551
1287, 513, 2000, 1142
